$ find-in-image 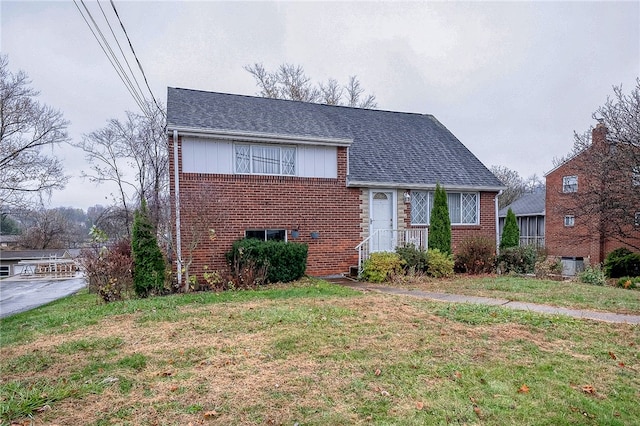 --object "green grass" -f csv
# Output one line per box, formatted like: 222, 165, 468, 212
401, 275, 640, 314
0, 277, 638, 425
